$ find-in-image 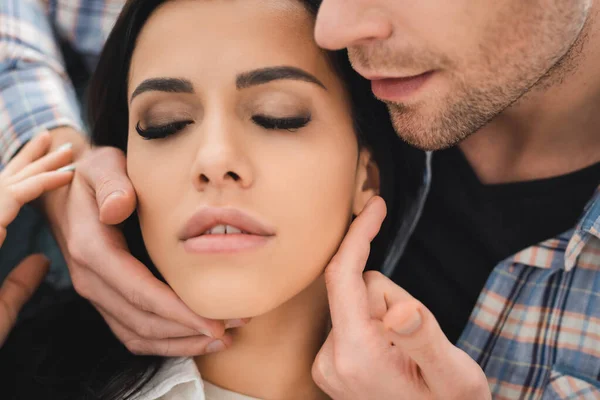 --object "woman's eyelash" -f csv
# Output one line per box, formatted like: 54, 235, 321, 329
135, 114, 310, 139
135, 120, 193, 140
252, 114, 311, 131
